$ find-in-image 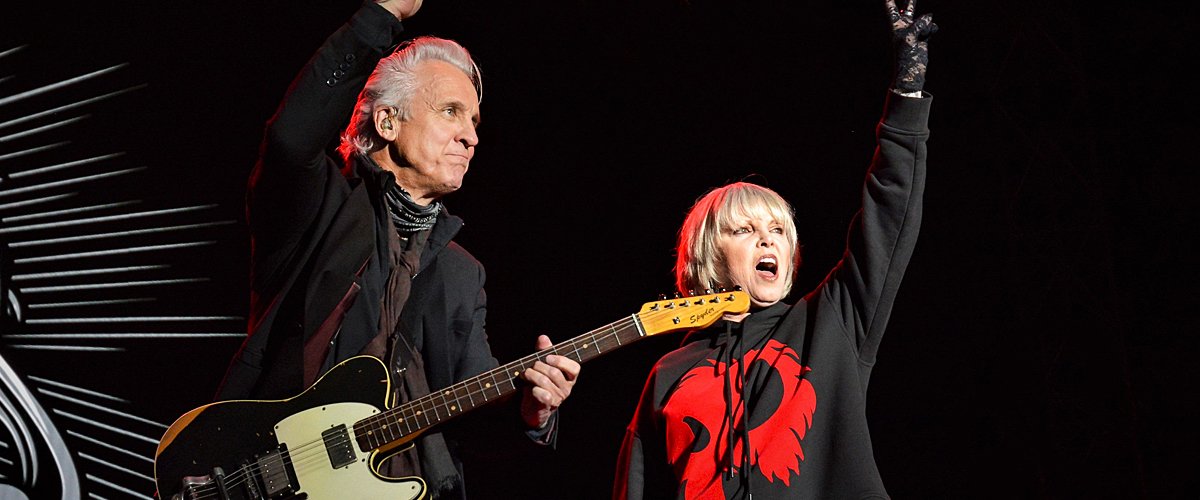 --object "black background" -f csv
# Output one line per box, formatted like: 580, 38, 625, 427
3, 0, 1197, 498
